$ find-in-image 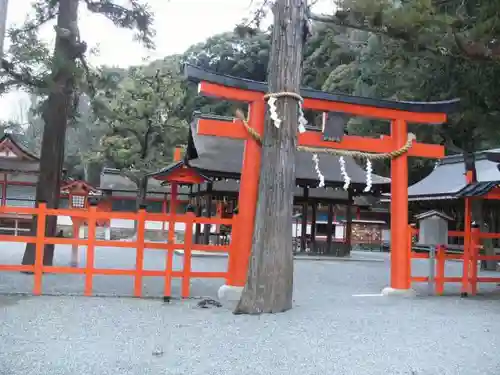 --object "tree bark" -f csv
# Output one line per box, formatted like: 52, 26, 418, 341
137, 175, 148, 210
22, 0, 80, 266
234, 0, 306, 314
